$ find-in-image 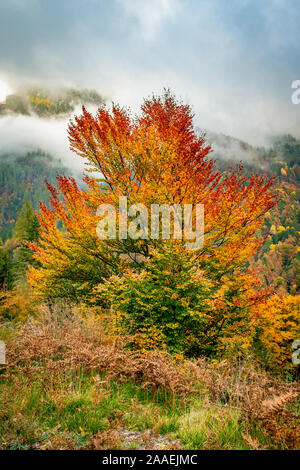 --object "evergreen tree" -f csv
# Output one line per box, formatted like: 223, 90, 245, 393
12, 199, 40, 284
0, 238, 11, 289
